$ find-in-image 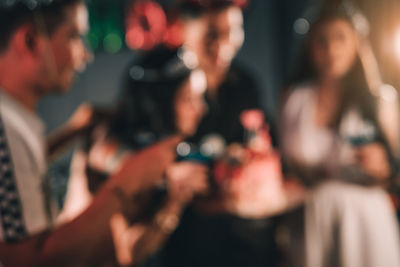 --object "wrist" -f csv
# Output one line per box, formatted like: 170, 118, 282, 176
152, 209, 180, 235
108, 182, 135, 218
